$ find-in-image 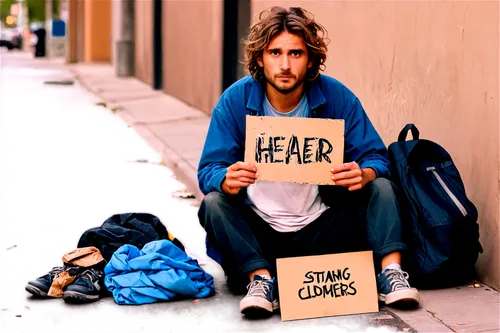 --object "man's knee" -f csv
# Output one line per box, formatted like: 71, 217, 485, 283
365, 178, 397, 199
198, 191, 236, 226
201, 191, 226, 211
